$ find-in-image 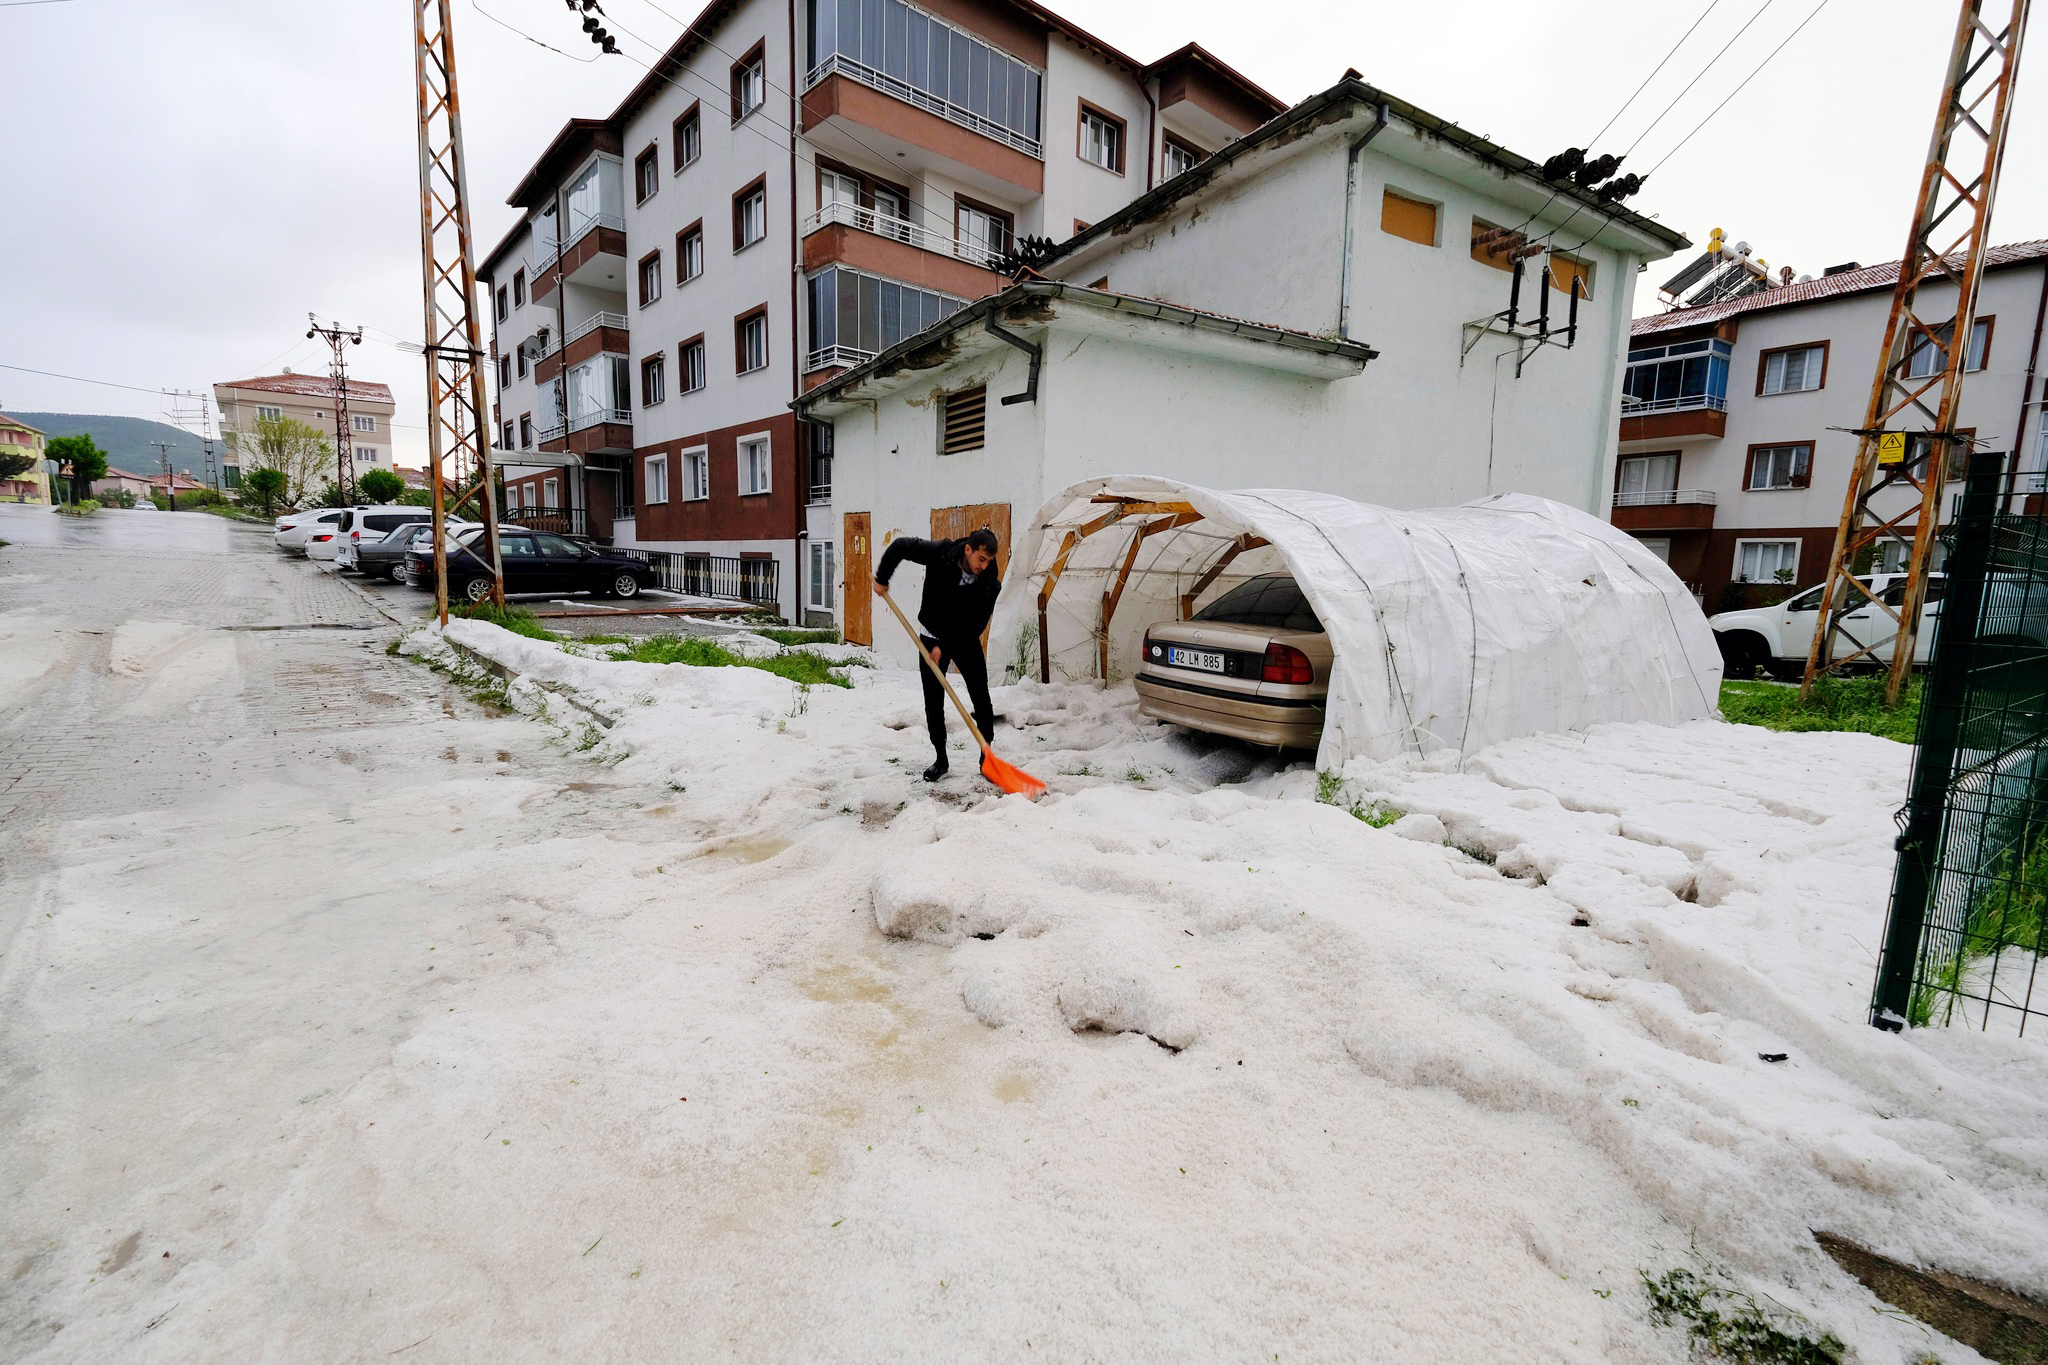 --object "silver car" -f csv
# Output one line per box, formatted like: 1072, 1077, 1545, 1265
1135, 574, 1333, 750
